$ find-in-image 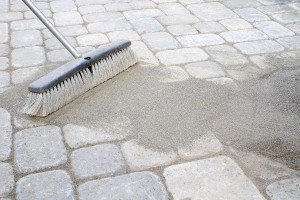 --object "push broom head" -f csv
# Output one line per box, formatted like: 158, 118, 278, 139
23, 40, 137, 117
